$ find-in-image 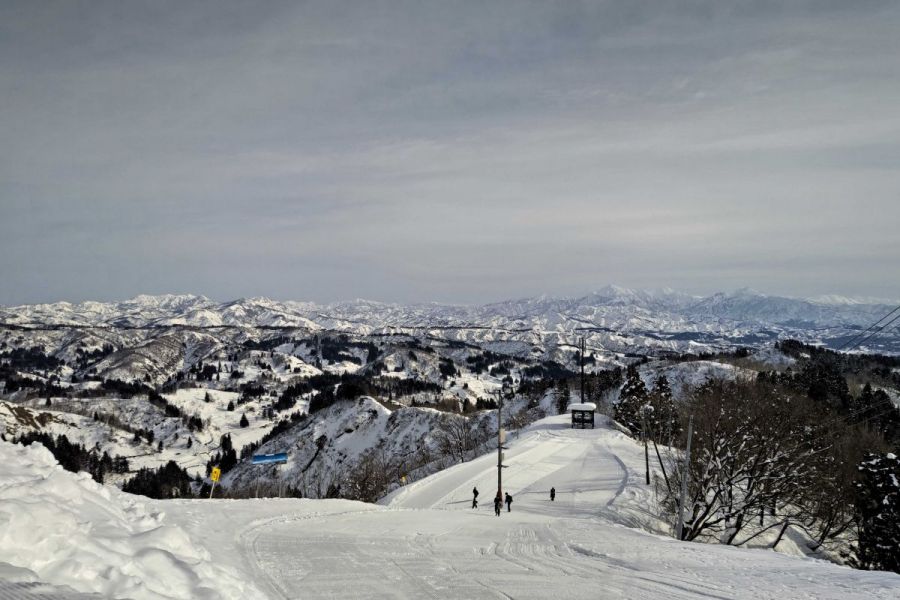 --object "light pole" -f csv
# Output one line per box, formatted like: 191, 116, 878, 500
496, 383, 511, 499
